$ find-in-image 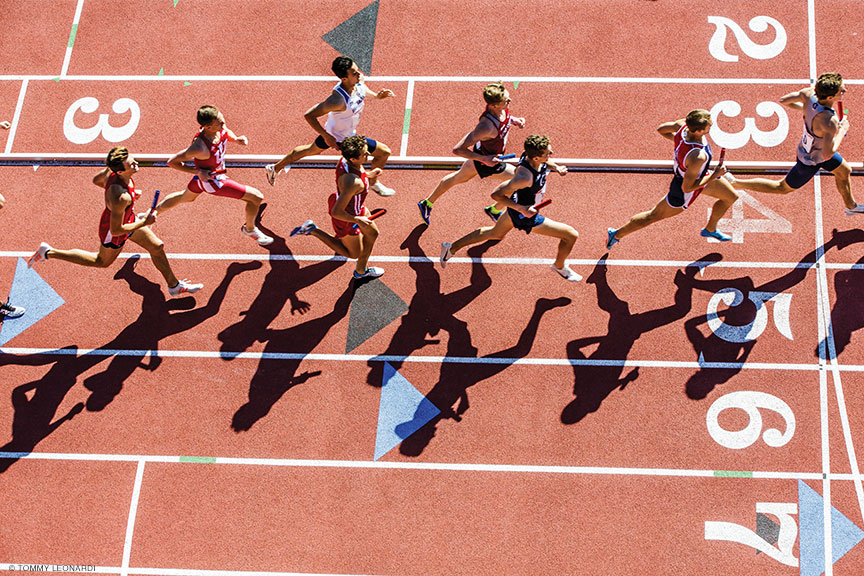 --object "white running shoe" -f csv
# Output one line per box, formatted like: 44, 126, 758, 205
241, 225, 274, 245
168, 279, 203, 297
0, 300, 25, 318
370, 182, 396, 197
845, 203, 864, 216
353, 267, 384, 279
440, 242, 453, 268
721, 171, 736, 184
265, 164, 277, 186
290, 219, 317, 237
551, 264, 582, 282
27, 242, 51, 268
